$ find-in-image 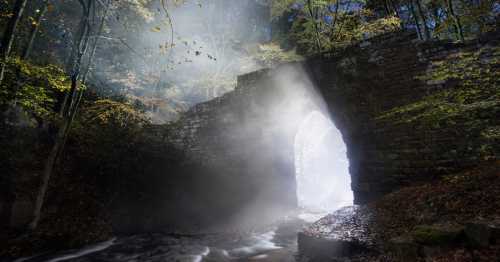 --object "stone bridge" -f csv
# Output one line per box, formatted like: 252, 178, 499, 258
163, 31, 499, 216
